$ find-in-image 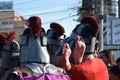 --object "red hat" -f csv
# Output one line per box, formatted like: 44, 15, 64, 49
5, 31, 15, 45
50, 22, 65, 35
0, 31, 15, 45
28, 16, 41, 39
81, 16, 99, 37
